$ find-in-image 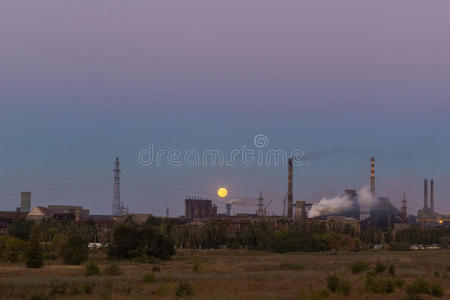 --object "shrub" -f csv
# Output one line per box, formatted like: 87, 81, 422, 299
2, 237, 26, 262
152, 265, 161, 273
374, 262, 386, 273
394, 278, 405, 288
352, 261, 369, 274
175, 282, 194, 297
143, 273, 155, 284
433, 270, 440, 278
50, 282, 67, 295
27, 291, 47, 300
84, 261, 100, 276
69, 286, 80, 296
104, 263, 122, 276
298, 287, 330, 300
326, 274, 351, 295
81, 282, 94, 294
431, 282, 445, 298
365, 274, 395, 294
388, 264, 395, 276
58, 234, 88, 265
108, 224, 175, 261
406, 278, 430, 295
26, 234, 43, 269
192, 258, 203, 273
